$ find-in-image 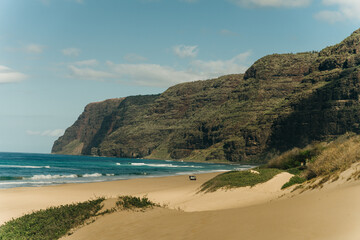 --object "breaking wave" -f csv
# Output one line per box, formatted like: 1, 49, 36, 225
82, 173, 102, 178
29, 174, 78, 180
